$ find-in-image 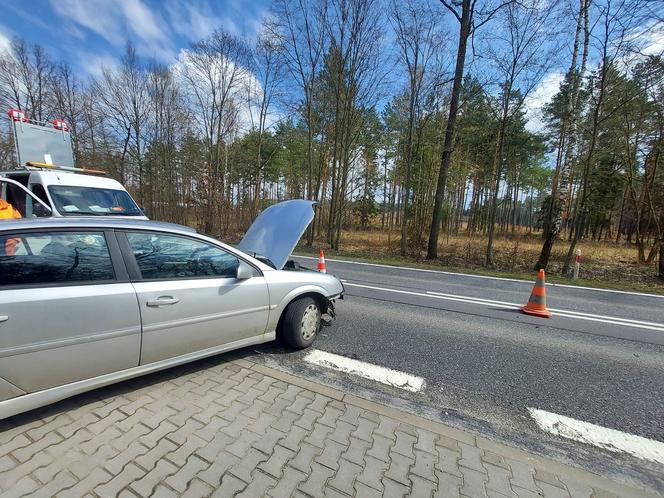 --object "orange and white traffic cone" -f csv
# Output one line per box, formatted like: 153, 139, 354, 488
317, 249, 327, 273
521, 269, 552, 318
